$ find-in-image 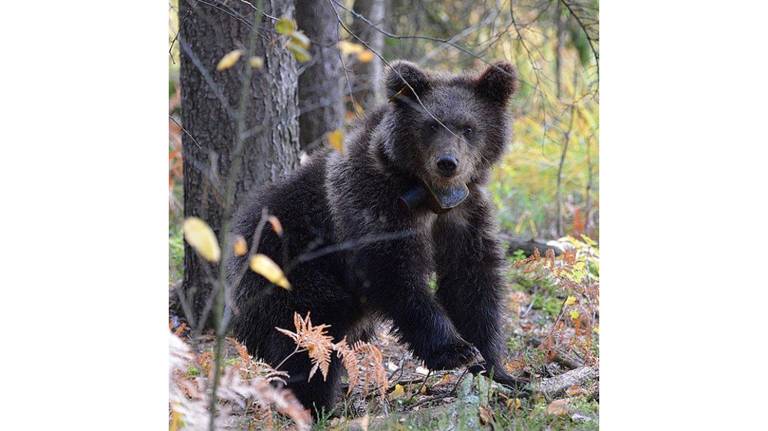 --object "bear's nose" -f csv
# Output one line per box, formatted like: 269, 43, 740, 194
436, 155, 459, 177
